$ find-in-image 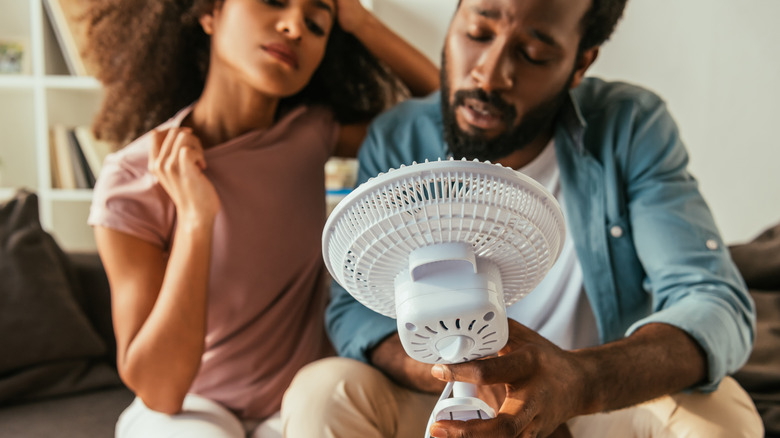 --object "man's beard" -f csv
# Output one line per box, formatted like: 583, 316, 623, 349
441, 59, 572, 162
